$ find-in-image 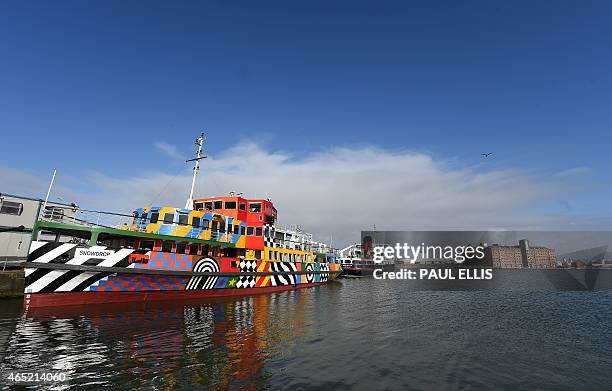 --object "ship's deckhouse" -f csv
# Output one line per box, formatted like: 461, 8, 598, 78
193, 196, 277, 249
193, 196, 276, 225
